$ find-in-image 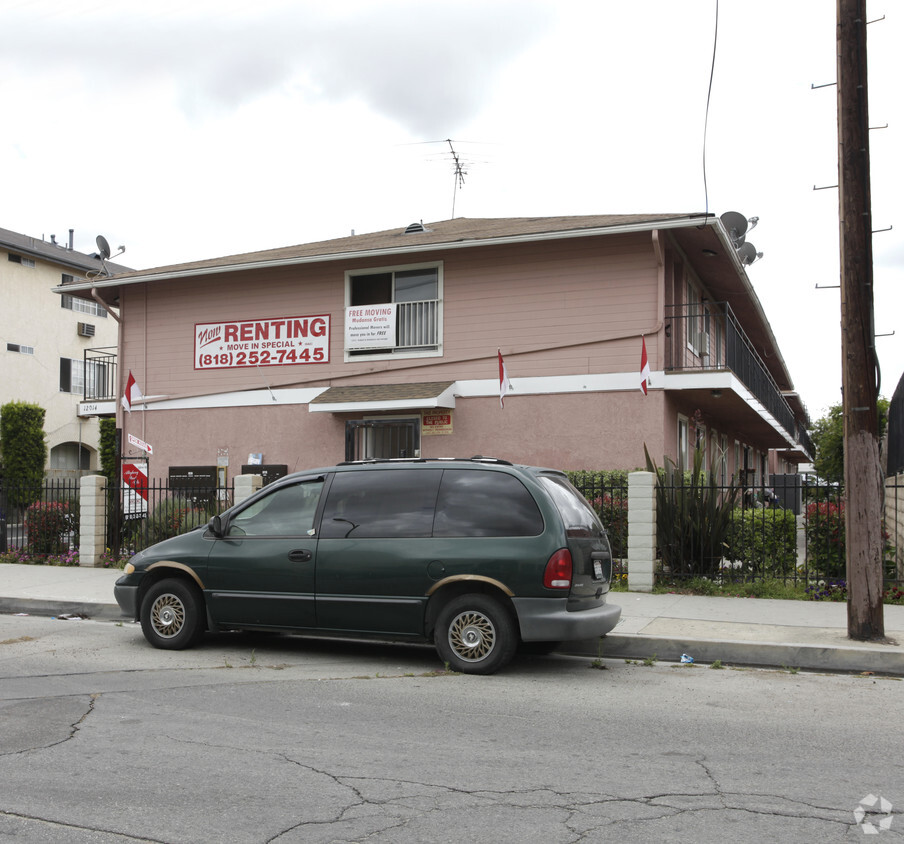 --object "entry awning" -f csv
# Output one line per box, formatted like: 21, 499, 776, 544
308, 381, 456, 413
